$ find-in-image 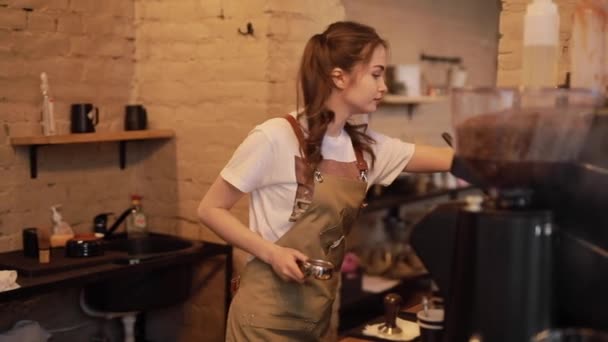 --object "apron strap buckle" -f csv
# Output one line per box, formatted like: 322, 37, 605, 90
359, 170, 368, 183
314, 170, 324, 183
